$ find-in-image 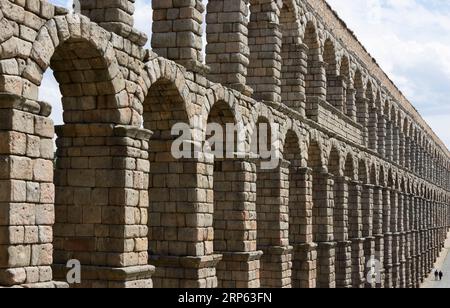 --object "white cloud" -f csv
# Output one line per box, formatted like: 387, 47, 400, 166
327, 0, 450, 148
